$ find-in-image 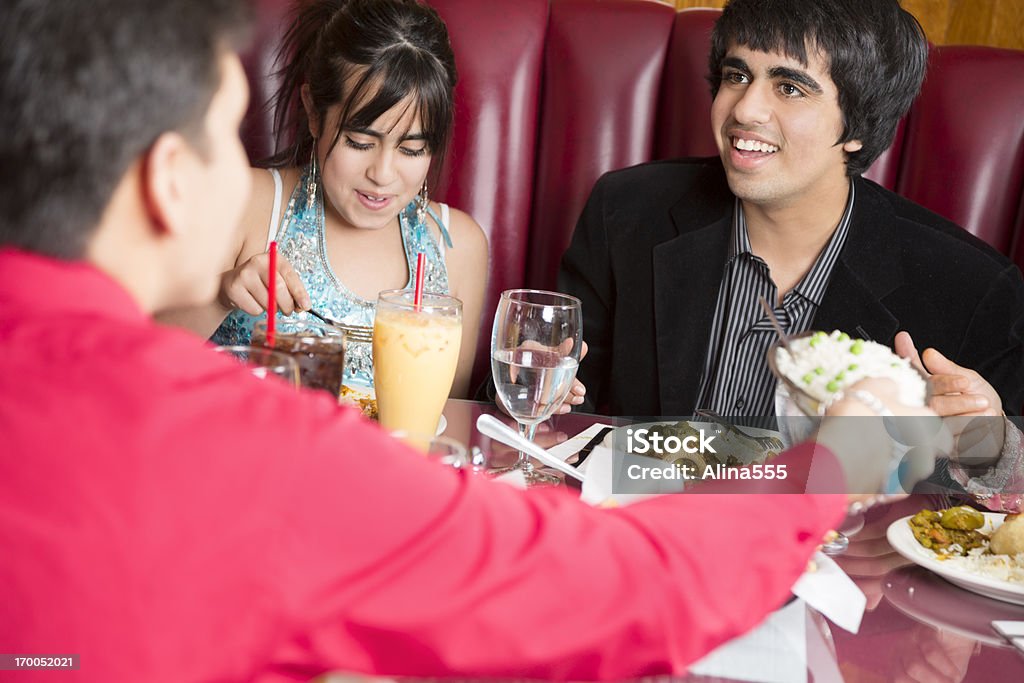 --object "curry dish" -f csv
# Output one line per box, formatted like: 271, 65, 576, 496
909, 507, 988, 555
